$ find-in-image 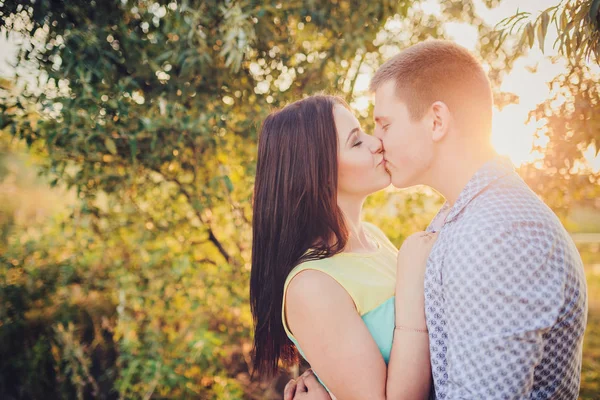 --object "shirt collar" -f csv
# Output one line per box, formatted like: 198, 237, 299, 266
433, 156, 515, 227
